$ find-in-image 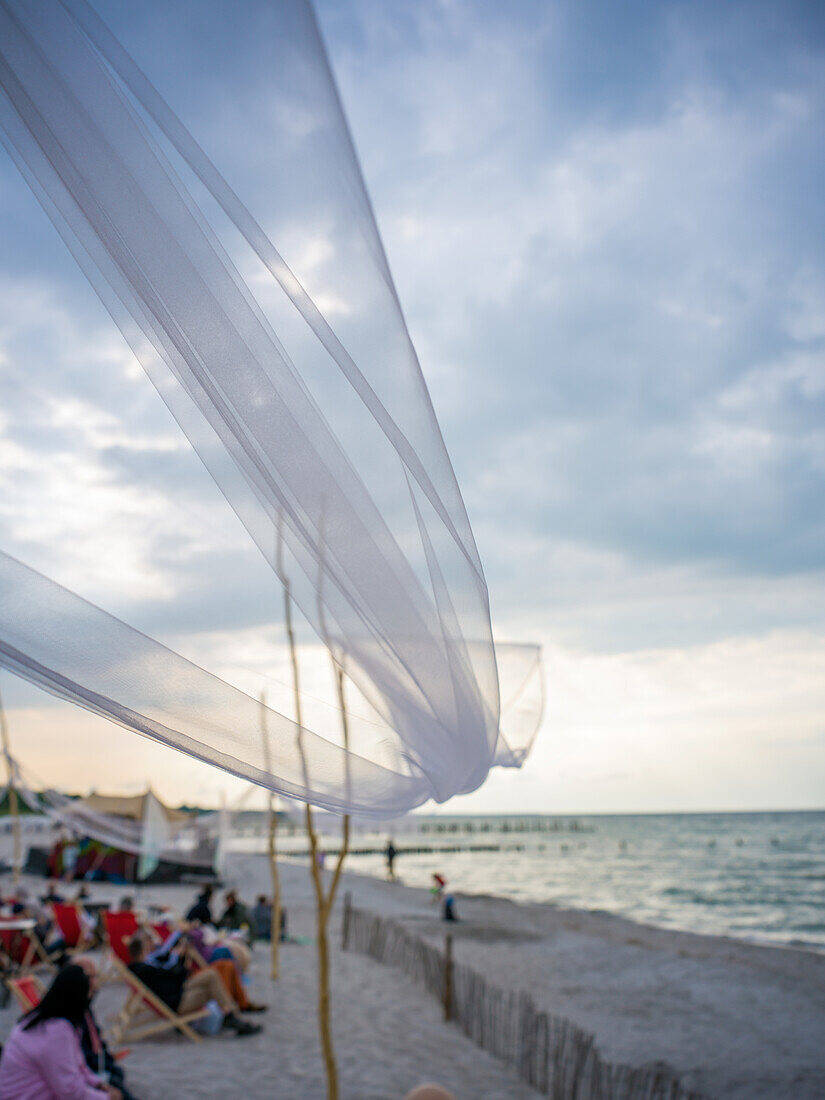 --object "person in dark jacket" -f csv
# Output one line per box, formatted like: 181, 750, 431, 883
185, 885, 214, 925
216, 890, 252, 937
126, 933, 260, 1037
